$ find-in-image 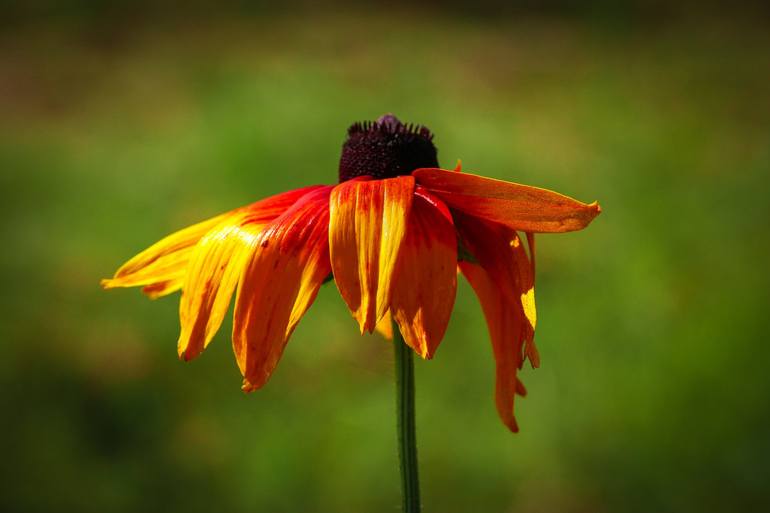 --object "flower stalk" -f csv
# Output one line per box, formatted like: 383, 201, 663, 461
394, 321, 421, 512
